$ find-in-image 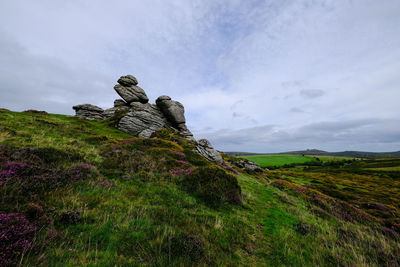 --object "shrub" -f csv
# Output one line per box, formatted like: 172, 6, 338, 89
1, 149, 97, 205
151, 127, 196, 149
23, 109, 47, 114
84, 135, 118, 145
166, 232, 204, 262
58, 211, 81, 225
0, 213, 37, 266
1, 145, 83, 167
180, 166, 242, 207
101, 139, 190, 176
